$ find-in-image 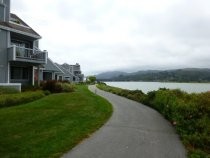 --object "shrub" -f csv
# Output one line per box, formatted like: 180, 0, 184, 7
77, 82, 87, 85
188, 149, 209, 158
21, 85, 41, 92
43, 90, 51, 96
41, 80, 62, 93
41, 80, 75, 93
60, 83, 75, 92
0, 91, 45, 108
0, 86, 19, 95
60, 80, 71, 83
